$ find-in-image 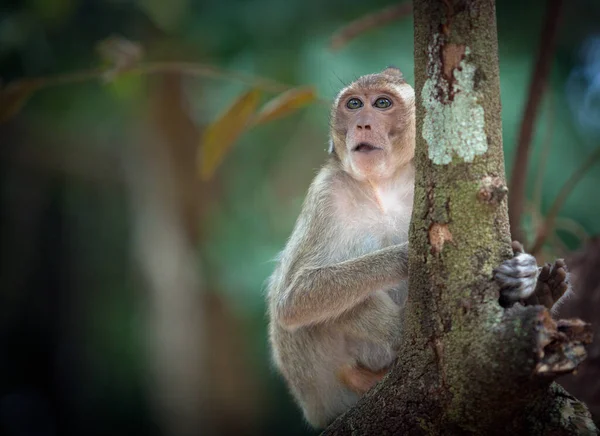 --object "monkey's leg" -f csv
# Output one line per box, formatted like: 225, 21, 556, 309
337, 364, 389, 395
